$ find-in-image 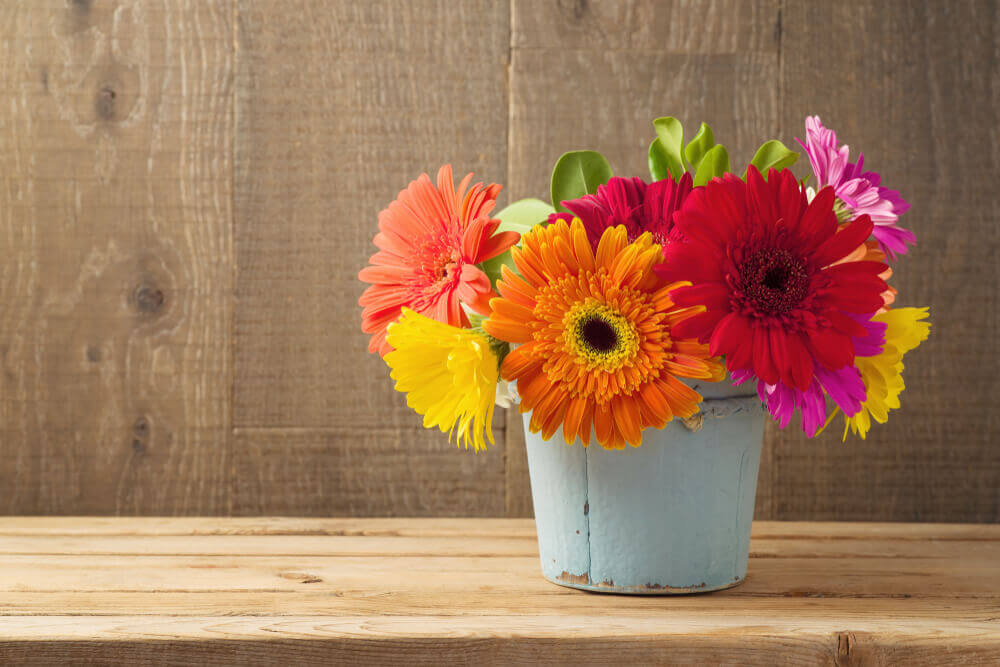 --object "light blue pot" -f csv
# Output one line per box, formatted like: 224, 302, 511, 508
523, 379, 766, 594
